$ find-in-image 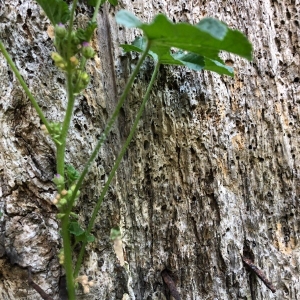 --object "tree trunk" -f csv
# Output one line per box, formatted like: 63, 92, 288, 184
0, 0, 299, 299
